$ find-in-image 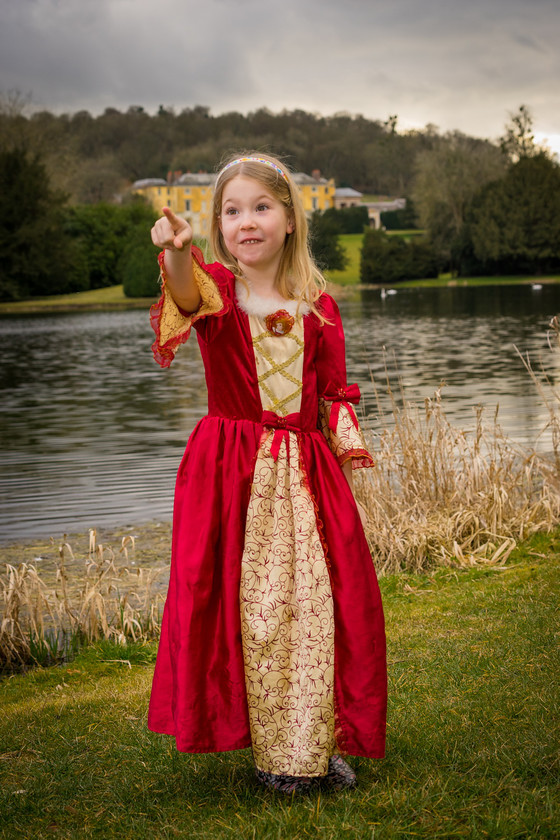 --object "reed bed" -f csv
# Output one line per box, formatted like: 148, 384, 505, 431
0, 529, 164, 671
357, 318, 560, 573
